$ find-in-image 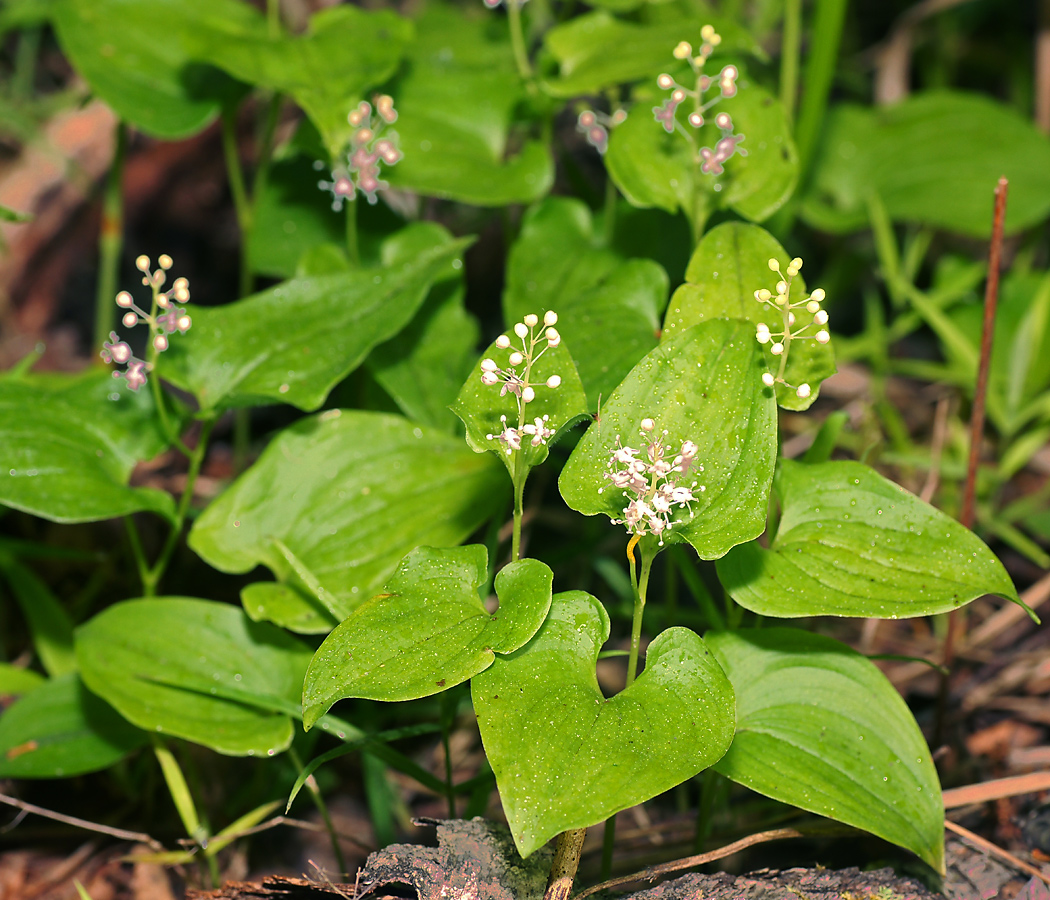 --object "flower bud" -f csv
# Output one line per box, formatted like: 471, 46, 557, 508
495, 334, 511, 349
522, 386, 535, 403
762, 372, 775, 387
756, 288, 771, 302
481, 358, 498, 372
158, 254, 173, 269
673, 41, 692, 59
176, 315, 191, 333
481, 371, 498, 385
641, 418, 655, 431
514, 323, 529, 339
135, 255, 150, 272
810, 288, 826, 303
816, 330, 830, 344
796, 383, 811, 399
776, 280, 787, 295
806, 300, 820, 313
122, 312, 137, 328
657, 73, 674, 89
524, 313, 539, 327
770, 342, 784, 355
688, 112, 704, 128
768, 258, 780, 271
787, 312, 795, 326
790, 257, 803, 271
814, 310, 829, 325
714, 111, 732, 129
546, 375, 562, 388
509, 351, 524, 366
544, 310, 558, 326
153, 334, 169, 352
116, 291, 133, 308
